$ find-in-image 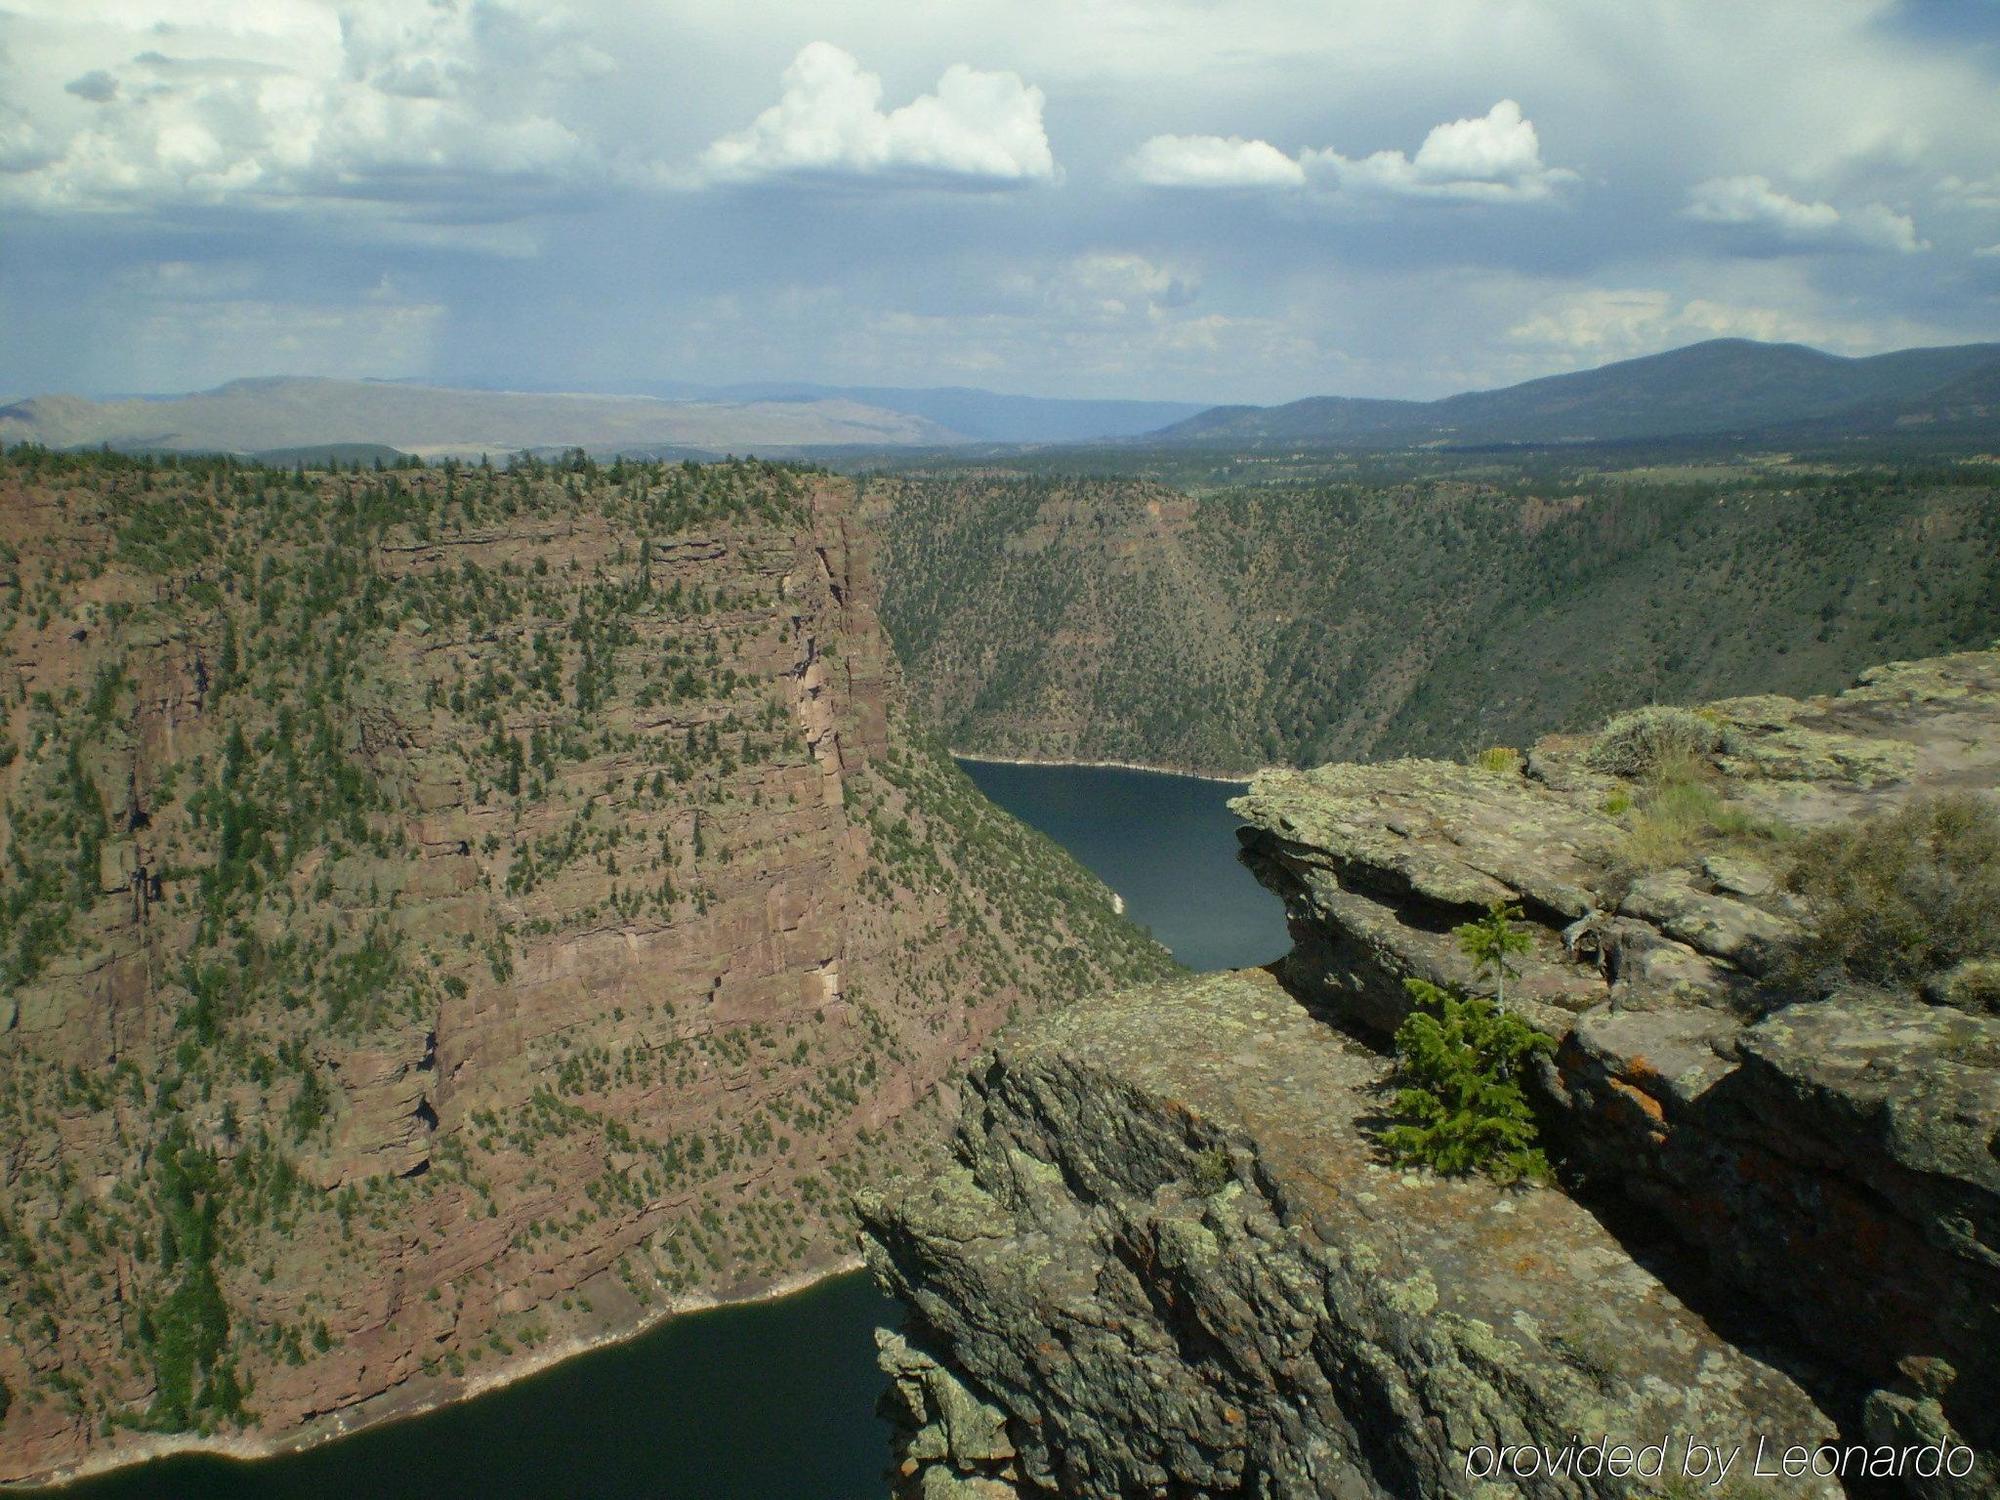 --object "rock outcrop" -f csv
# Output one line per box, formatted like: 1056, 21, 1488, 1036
0, 451, 1173, 1484
863, 649, 2000, 1497
865, 970, 1845, 1499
